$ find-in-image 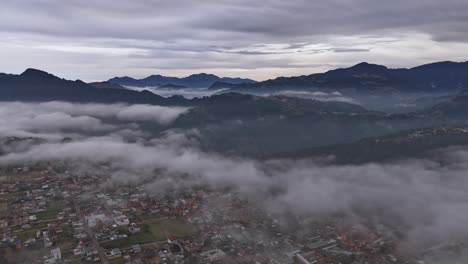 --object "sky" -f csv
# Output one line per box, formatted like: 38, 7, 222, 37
1, 0, 468, 81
